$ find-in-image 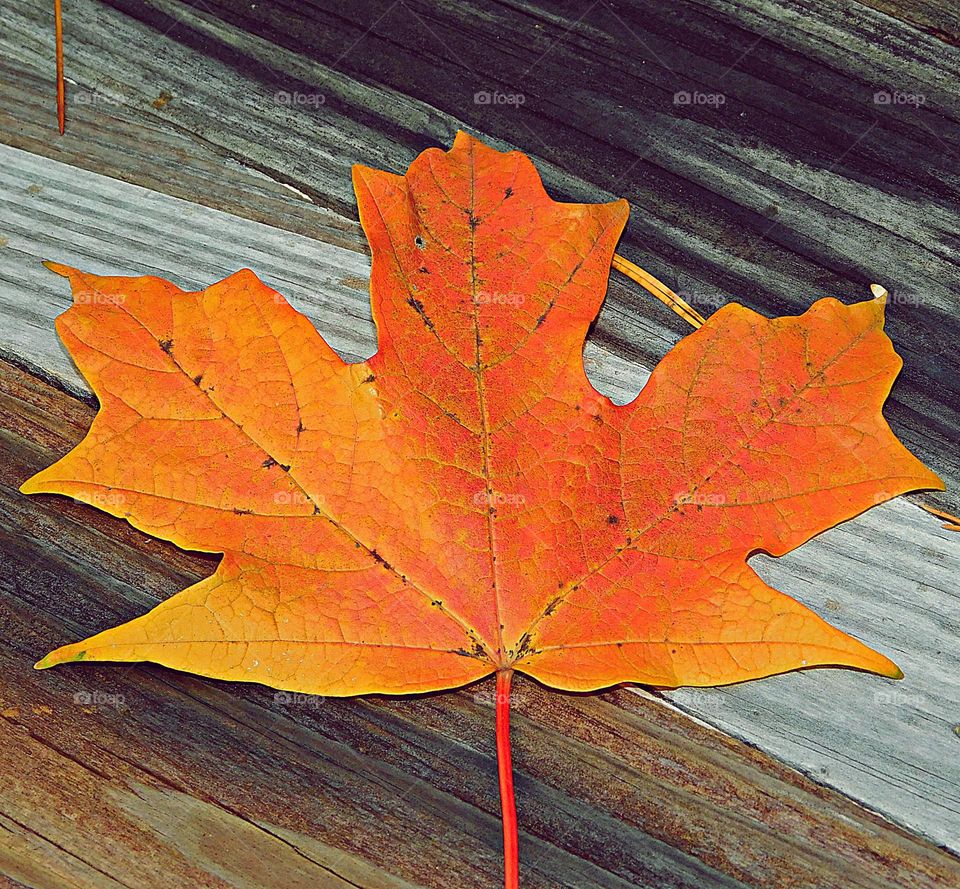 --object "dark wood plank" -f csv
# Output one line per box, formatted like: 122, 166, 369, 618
2, 0, 957, 516
3, 0, 960, 883
859, 0, 960, 44
2, 143, 958, 852
3, 357, 959, 888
